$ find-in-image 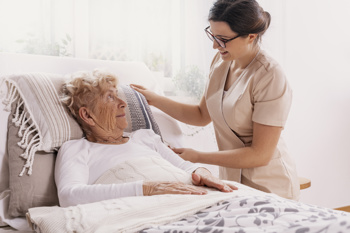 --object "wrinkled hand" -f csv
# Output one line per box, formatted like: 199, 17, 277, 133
192, 167, 238, 192
172, 147, 199, 163
143, 181, 207, 196
130, 84, 159, 105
